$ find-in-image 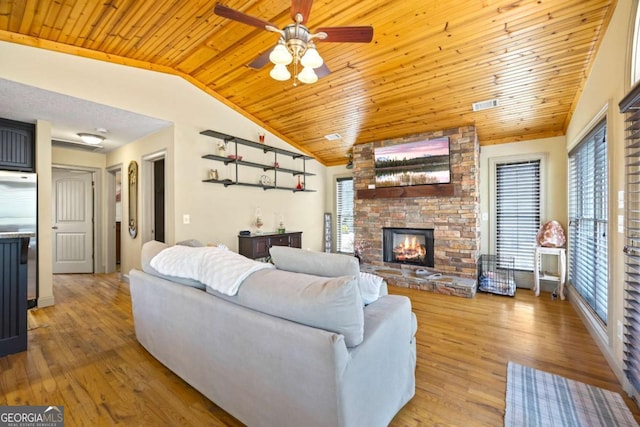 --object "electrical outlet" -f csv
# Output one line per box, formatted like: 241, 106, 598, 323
183, 214, 190, 225
618, 320, 623, 340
